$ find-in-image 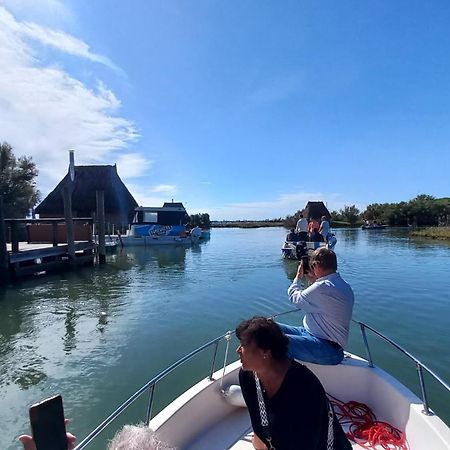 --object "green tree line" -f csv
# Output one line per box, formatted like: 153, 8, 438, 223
189, 213, 211, 228
0, 142, 39, 218
284, 195, 449, 228
362, 194, 449, 226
